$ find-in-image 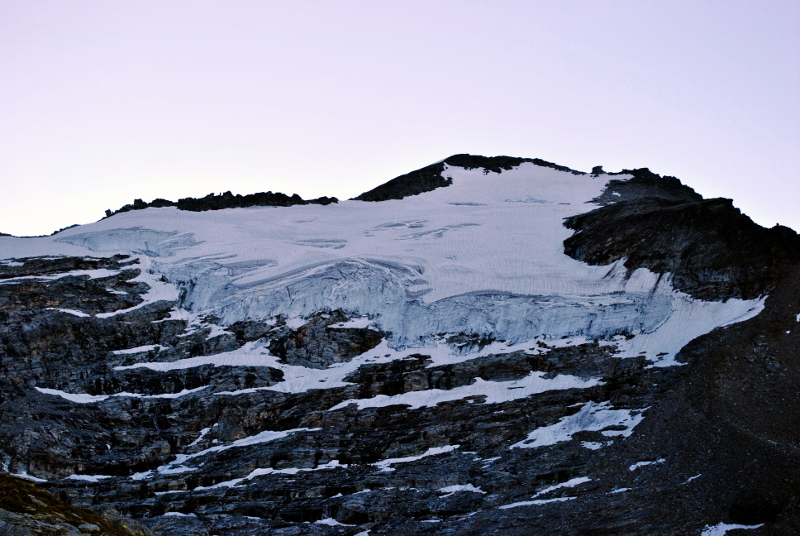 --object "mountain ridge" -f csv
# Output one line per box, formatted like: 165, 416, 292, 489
0, 154, 798, 535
